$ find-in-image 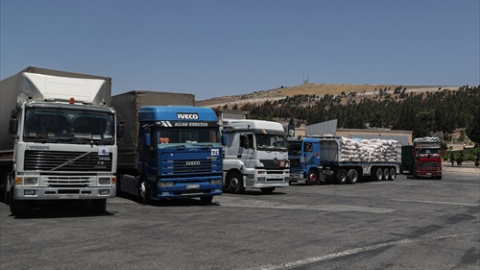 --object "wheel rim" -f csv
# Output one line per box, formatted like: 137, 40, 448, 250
140, 181, 147, 200
309, 173, 317, 183
376, 169, 383, 180
383, 169, 389, 180
229, 177, 239, 189
338, 170, 346, 183
390, 168, 396, 180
